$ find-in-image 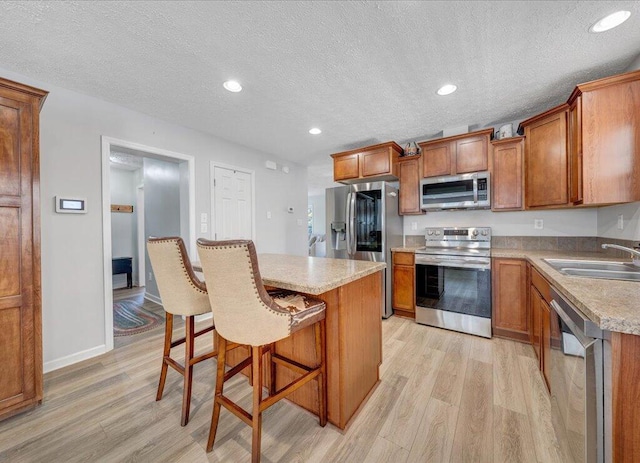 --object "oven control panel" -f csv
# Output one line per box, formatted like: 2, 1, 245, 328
425, 227, 491, 242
